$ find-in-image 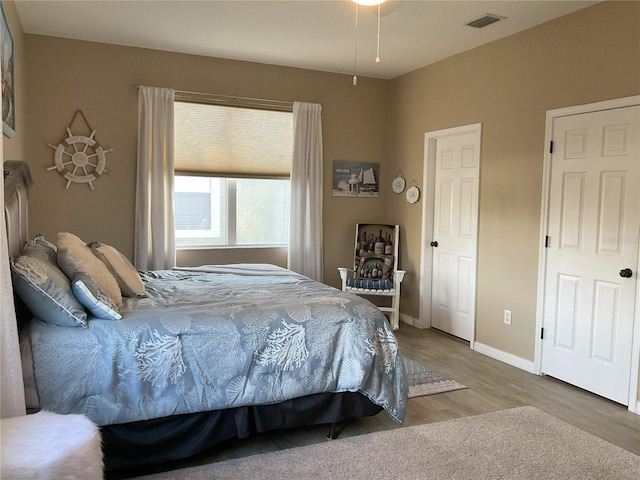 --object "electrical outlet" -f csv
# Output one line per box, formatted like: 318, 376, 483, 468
504, 309, 512, 325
